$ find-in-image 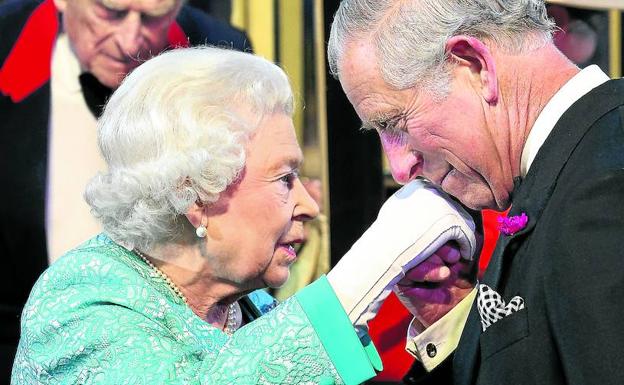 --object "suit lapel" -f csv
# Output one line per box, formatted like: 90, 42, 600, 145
453, 304, 481, 385
454, 78, 624, 385
484, 78, 624, 291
